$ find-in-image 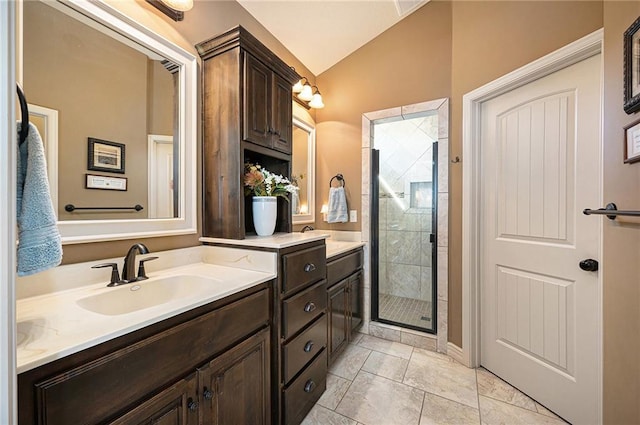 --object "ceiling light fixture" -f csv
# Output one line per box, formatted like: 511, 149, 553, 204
146, 0, 193, 21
